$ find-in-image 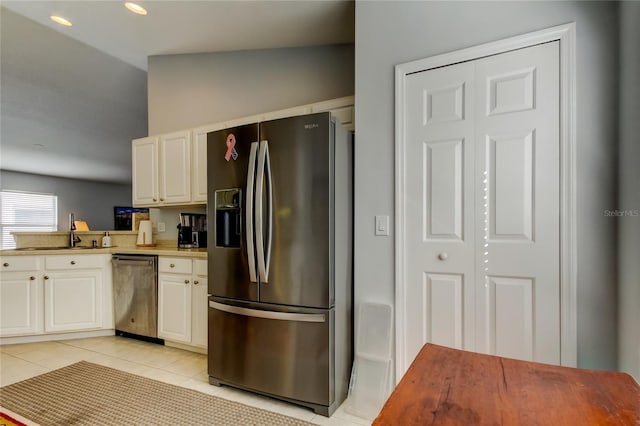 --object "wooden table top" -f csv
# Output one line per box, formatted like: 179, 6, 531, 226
373, 344, 640, 425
